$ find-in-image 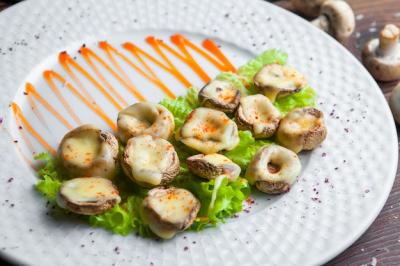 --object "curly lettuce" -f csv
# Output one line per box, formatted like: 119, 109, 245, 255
34, 152, 63, 202
159, 87, 199, 127
173, 173, 250, 230
274, 86, 317, 115
225, 131, 271, 170
89, 195, 153, 237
